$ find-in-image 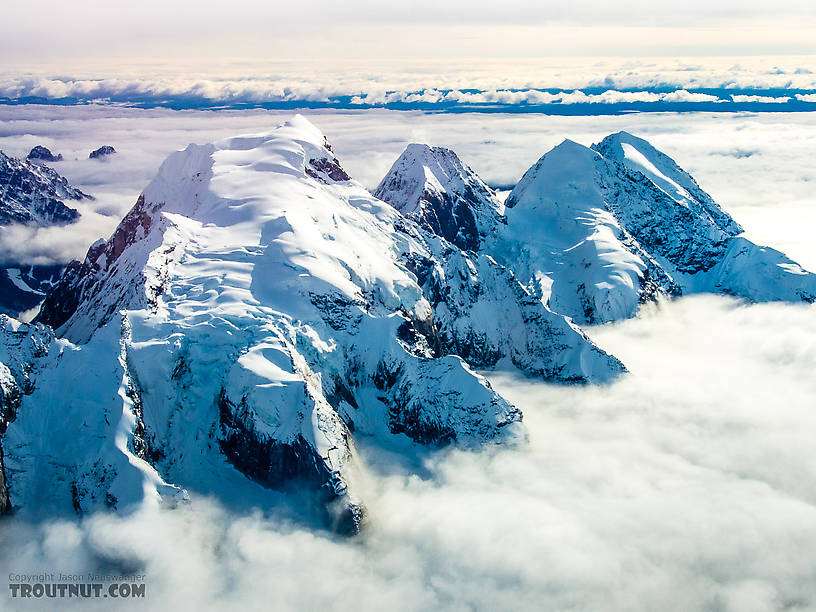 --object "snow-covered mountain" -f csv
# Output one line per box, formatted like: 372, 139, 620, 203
0, 150, 89, 226
374, 144, 504, 251
379, 133, 816, 324
10, 119, 805, 532
590, 132, 816, 305
0, 150, 92, 316
2, 117, 621, 532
